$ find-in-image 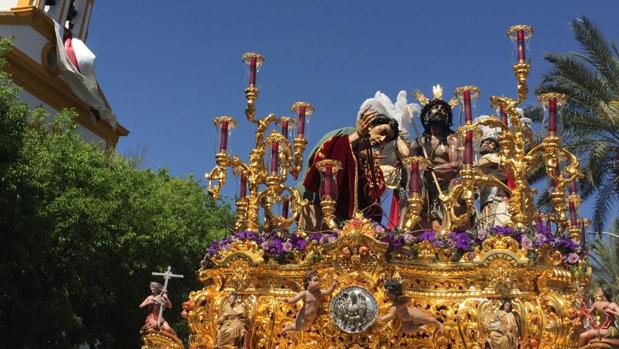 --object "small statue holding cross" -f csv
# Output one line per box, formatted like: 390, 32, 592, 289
139, 266, 184, 336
